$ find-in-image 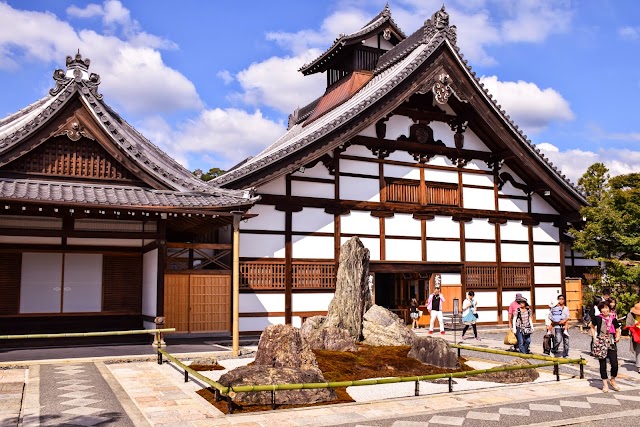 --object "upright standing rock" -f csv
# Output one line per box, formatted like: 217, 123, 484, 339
323, 237, 371, 340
